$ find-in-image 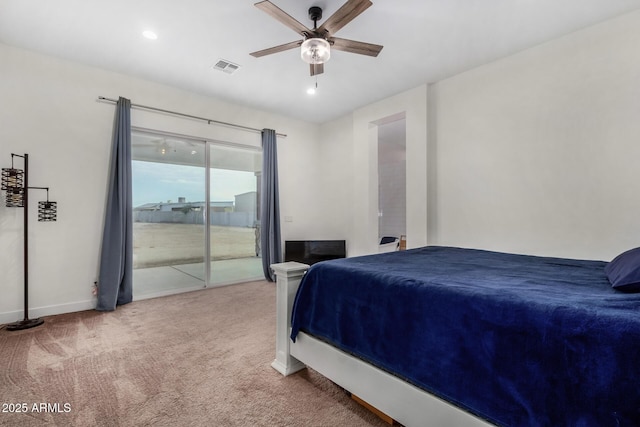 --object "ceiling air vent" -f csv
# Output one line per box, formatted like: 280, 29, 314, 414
213, 59, 241, 74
